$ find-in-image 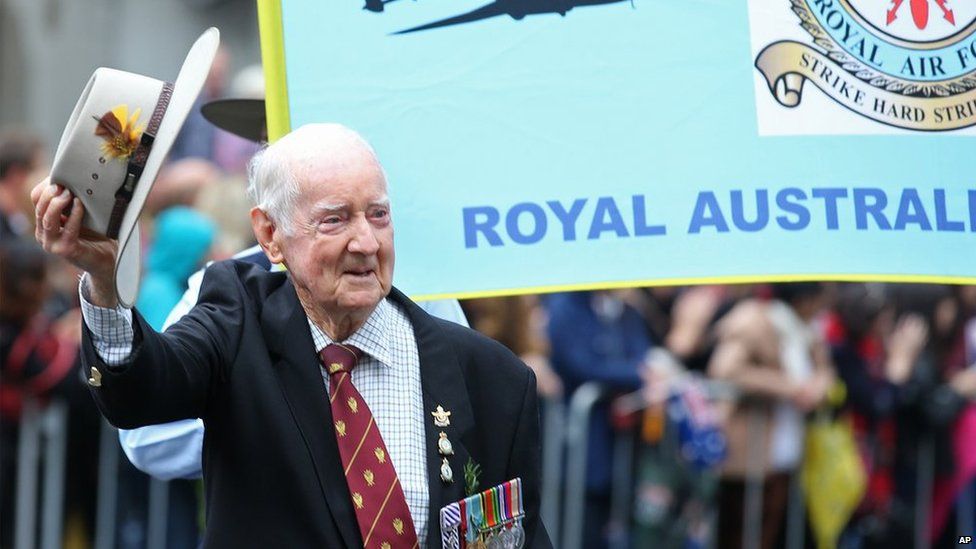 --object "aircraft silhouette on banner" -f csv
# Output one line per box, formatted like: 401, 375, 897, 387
363, 0, 632, 34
